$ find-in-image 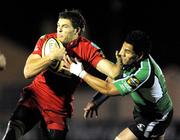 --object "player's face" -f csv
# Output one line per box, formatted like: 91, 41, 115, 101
57, 18, 79, 44
118, 42, 138, 66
